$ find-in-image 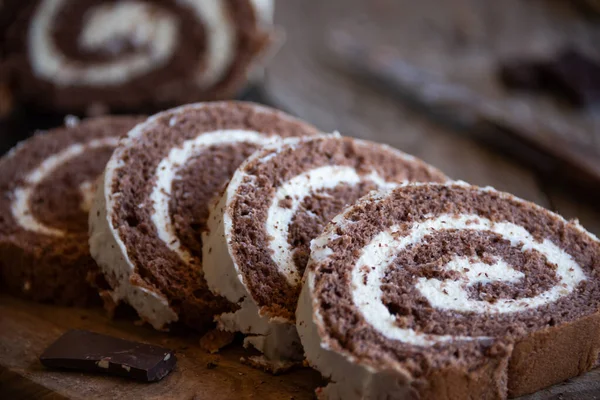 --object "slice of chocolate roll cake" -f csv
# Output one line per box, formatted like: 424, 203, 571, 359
3, 0, 274, 113
0, 116, 143, 306
89, 101, 318, 331
202, 135, 447, 364
297, 182, 600, 399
